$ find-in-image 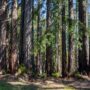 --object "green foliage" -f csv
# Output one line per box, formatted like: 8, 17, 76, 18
74, 71, 81, 77
52, 72, 60, 78
17, 64, 27, 75
64, 86, 75, 90
34, 29, 56, 56
40, 72, 47, 78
